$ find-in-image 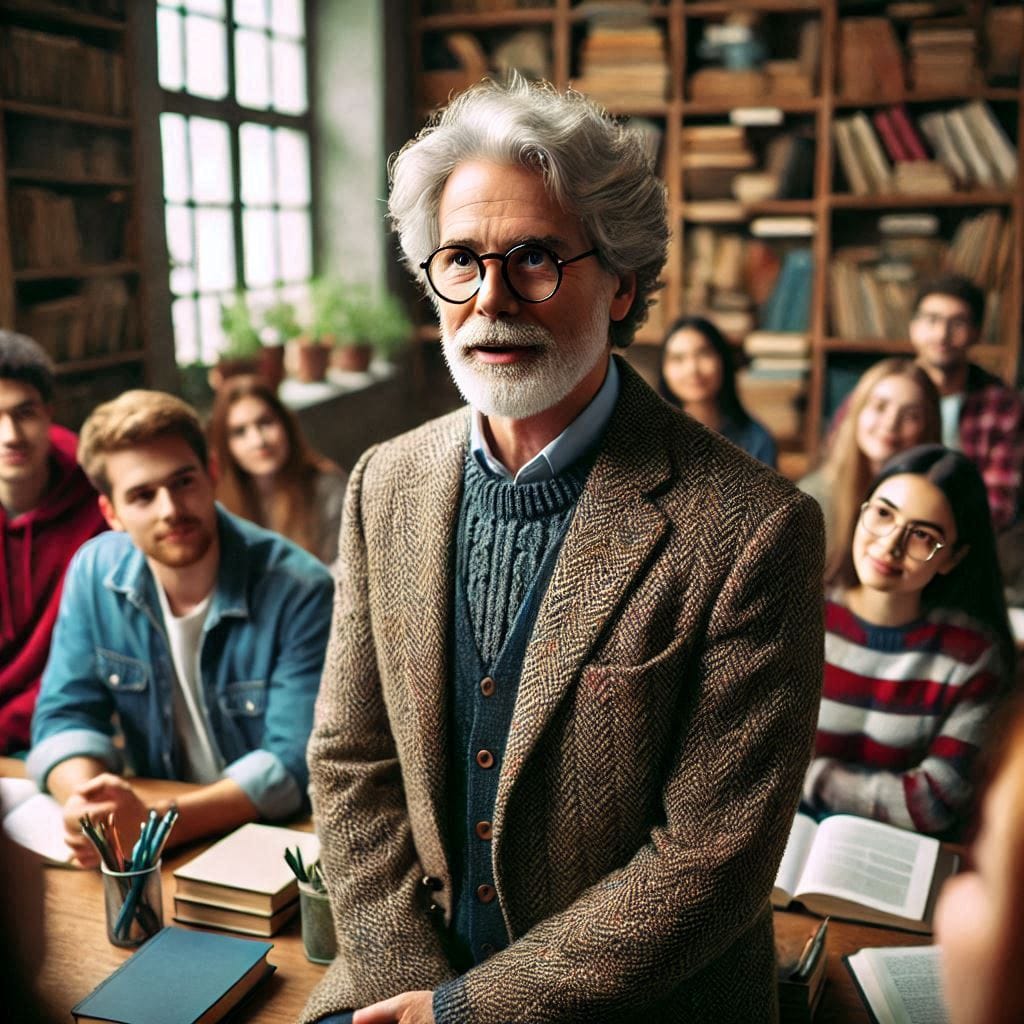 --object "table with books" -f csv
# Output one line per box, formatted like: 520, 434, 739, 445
2, 765, 946, 1023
